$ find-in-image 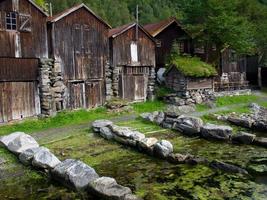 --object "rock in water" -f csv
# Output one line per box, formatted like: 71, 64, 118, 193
154, 140, 173, 158
209, 160, 248, 174
99, 127, 114, 140
52, 159, 99, 190
7, 134, 39, 154
201, 124, 233, 141
32, 148, 61, 169
19, 147, 49, 165
89, 177, 132, 200
0, 132, 26, 147
231, 132, 256, 144
92, 120, 113, 133
173, 116, 203, 136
